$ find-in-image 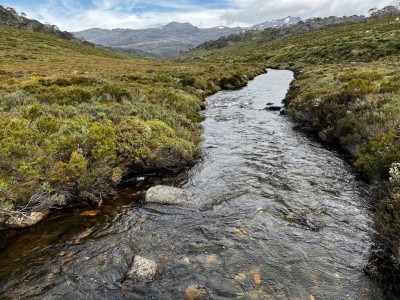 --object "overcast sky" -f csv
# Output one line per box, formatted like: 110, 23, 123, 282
2, 0, 396, 31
